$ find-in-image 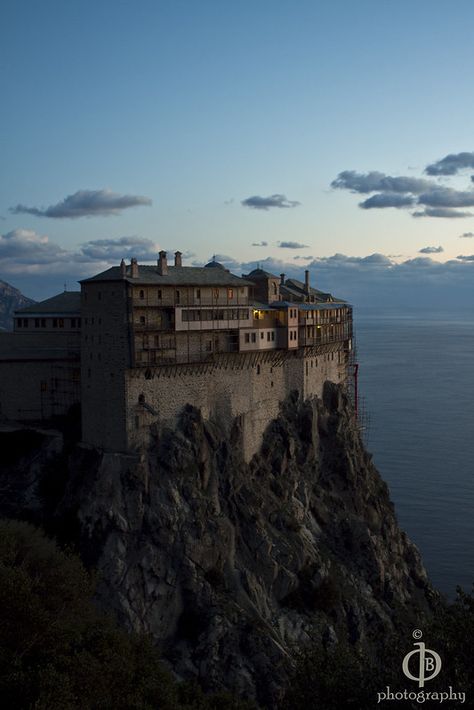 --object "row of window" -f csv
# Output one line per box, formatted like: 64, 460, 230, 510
16, 317, 81, 328
138, 287, 241, 301
244, 331, 277, 343
182, 308, 250, 322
